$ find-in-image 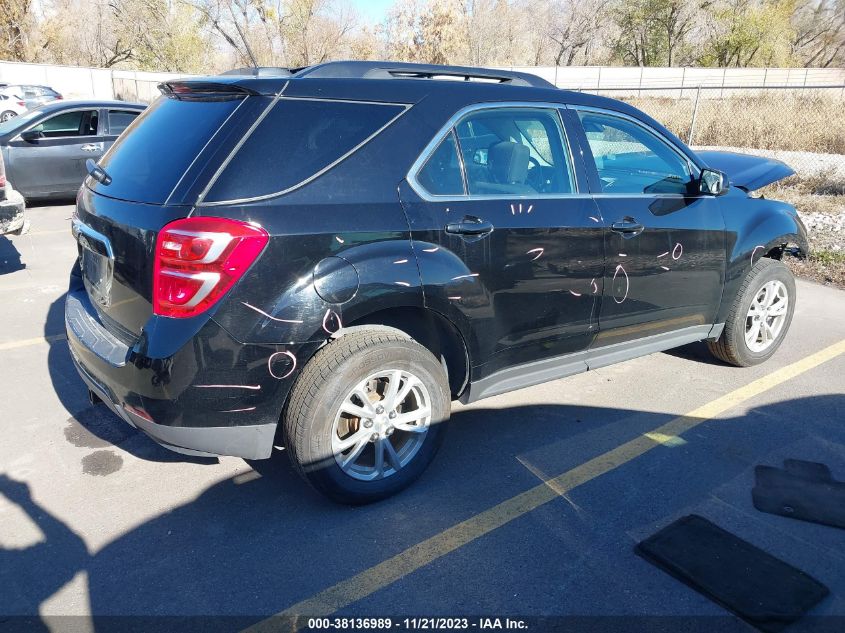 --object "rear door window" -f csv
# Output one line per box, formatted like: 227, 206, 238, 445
204, 98, 406, 202
455, 108, 575, 196
455, 108, 574, 196
107, 109, 140, 136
